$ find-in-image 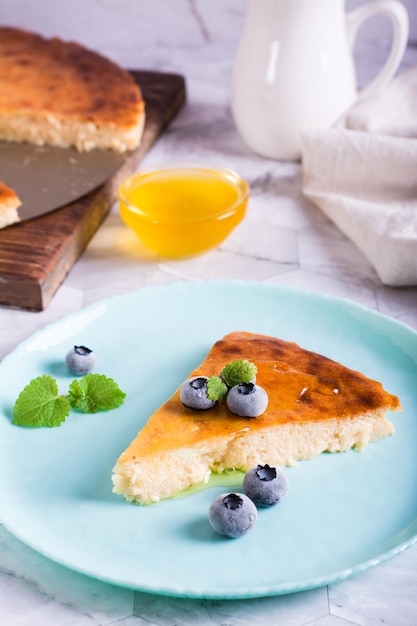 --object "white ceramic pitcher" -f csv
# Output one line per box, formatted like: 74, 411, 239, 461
231, 0, 409, 160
